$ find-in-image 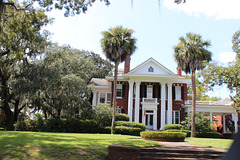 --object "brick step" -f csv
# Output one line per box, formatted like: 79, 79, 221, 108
141, 148, 225, 155
140, 152, 223, 159
139, 156, 221, 160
